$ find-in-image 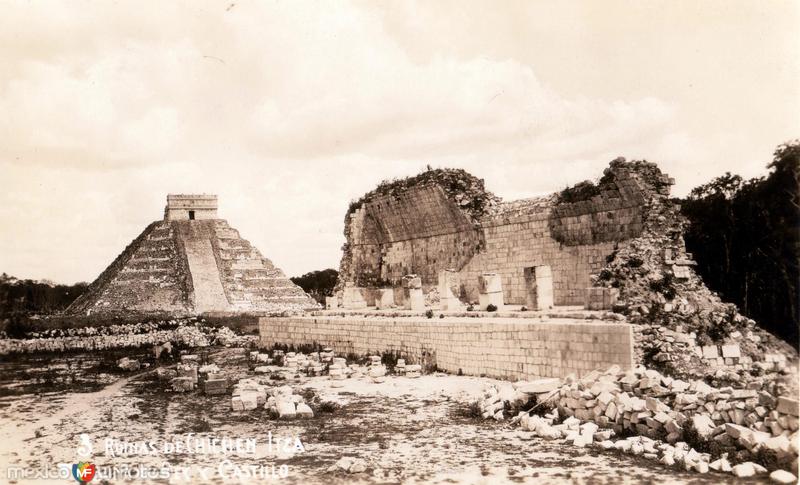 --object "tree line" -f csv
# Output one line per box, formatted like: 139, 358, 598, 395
680, 141, 799, 348
0, 273, 88, 318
